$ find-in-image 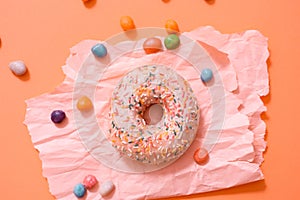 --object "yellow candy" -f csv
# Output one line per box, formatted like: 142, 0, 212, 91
77, 96, 93, 111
